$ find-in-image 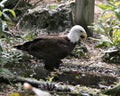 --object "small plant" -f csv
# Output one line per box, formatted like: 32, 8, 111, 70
93, 0, 120, 49
0, 0, 16, 50
92, 0, 120, 63
0, 0, 18, 76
